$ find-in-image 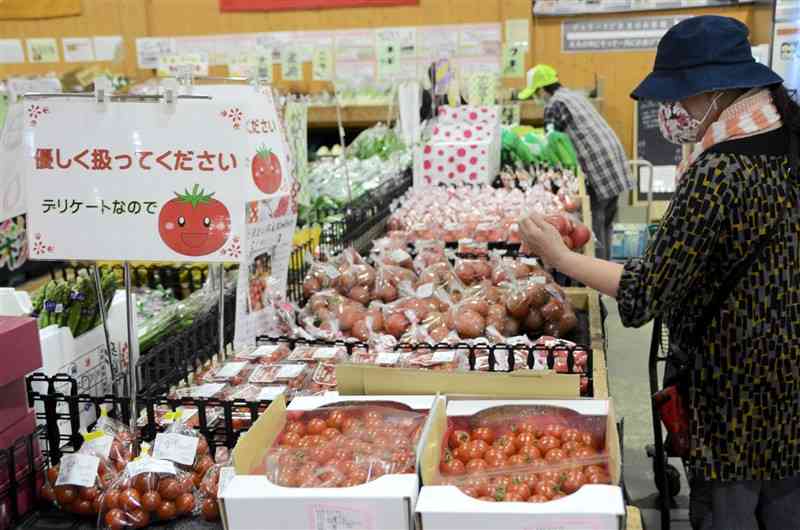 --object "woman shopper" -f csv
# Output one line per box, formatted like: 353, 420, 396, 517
519, 16, 800, 530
